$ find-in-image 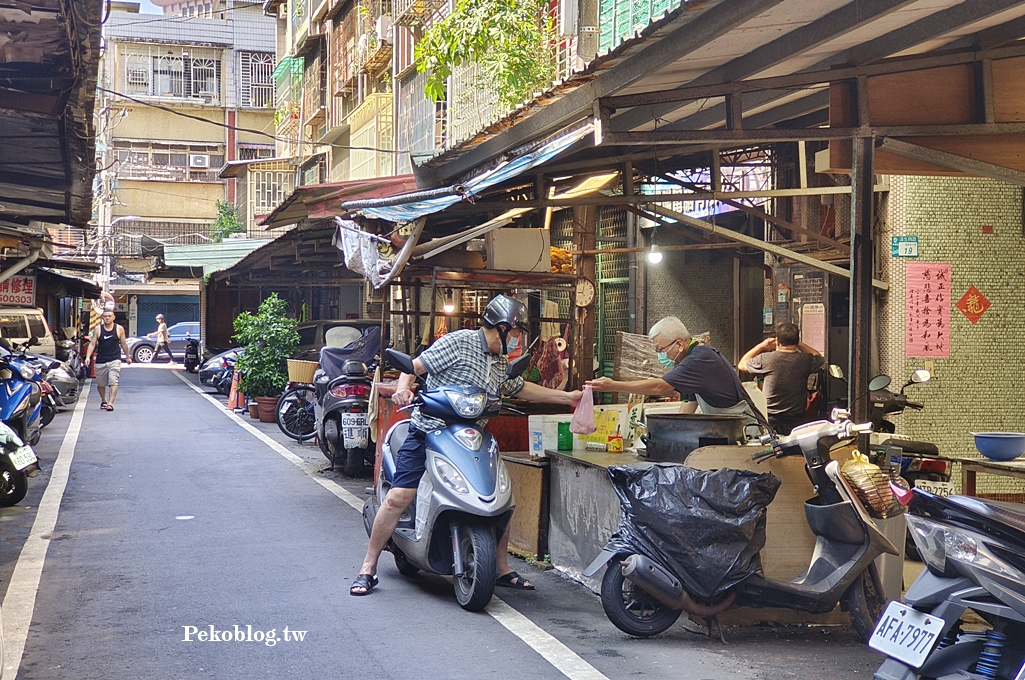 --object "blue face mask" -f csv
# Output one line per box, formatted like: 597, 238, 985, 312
657, 351, 675, 368
504, 334, 519, 354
